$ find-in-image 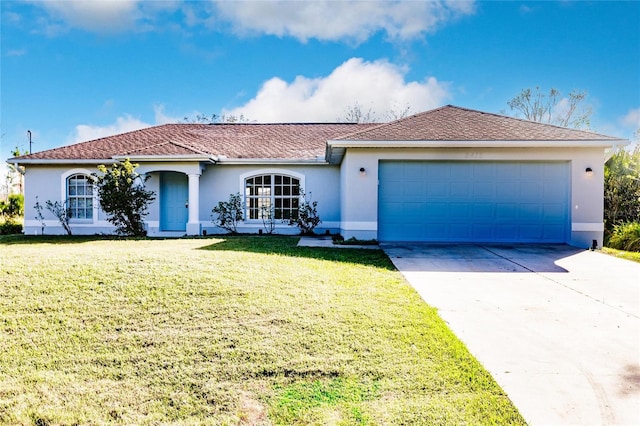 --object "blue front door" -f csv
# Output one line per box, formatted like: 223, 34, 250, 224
160, 172, 188, 231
